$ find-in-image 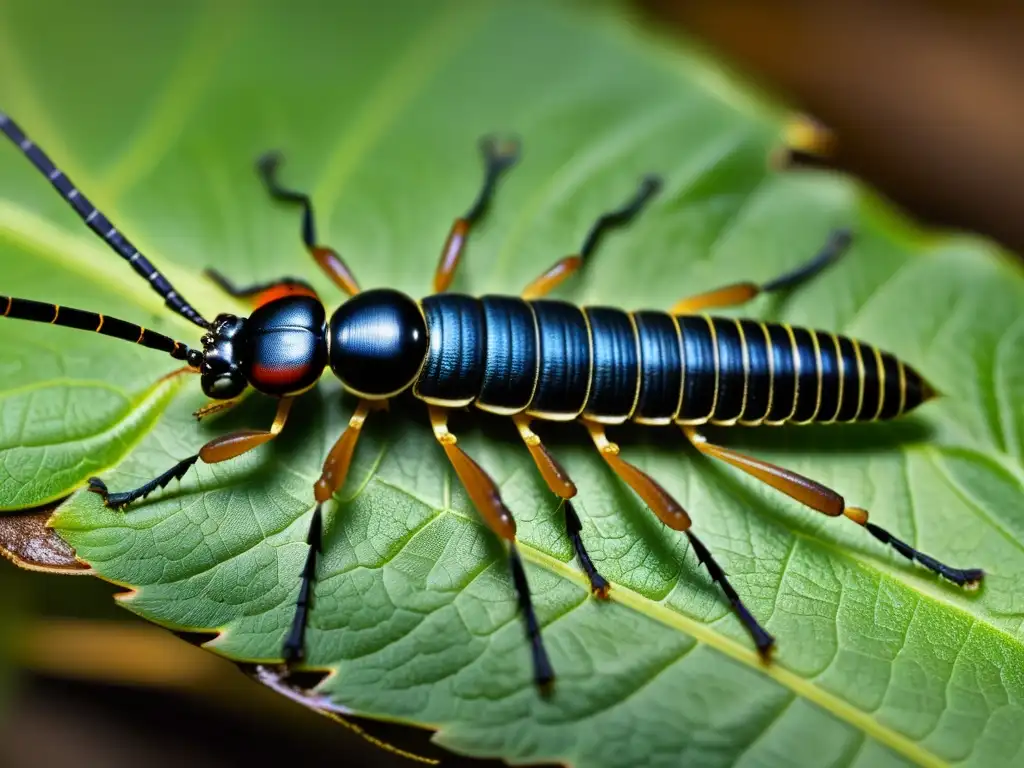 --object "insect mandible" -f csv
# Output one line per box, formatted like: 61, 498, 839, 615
0, 111, 984, 691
